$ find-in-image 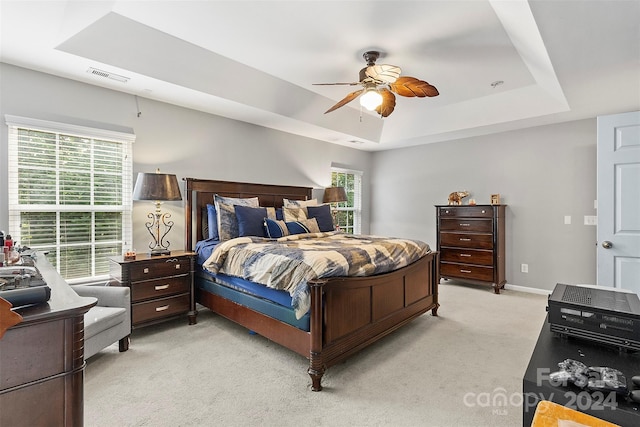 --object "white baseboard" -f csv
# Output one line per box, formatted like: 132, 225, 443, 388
504, 283, 552, 296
